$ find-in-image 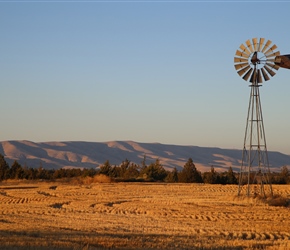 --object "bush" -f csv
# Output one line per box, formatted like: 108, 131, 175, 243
93, 174, 112, 183
266, 195, 290, 207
